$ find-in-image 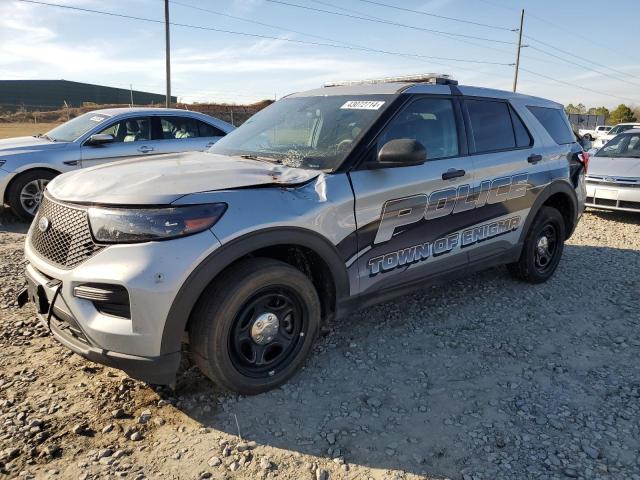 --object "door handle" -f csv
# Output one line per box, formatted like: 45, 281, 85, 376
442, 168, 466, 180
528, 154, 543, 164
137, 146, 154, 153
